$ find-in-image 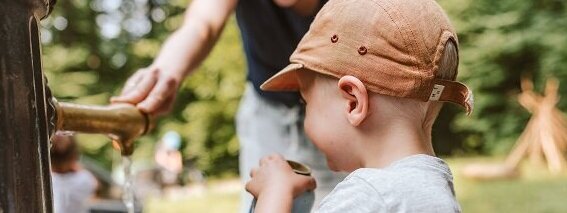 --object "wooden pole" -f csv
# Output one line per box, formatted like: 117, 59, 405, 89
516, 77, 567, 174
0, 0, 54, 212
